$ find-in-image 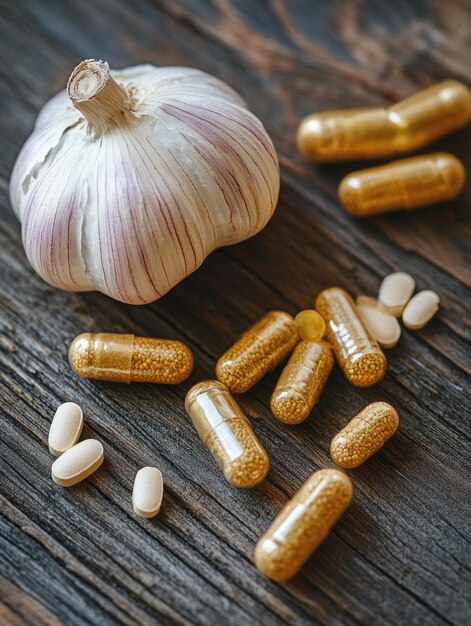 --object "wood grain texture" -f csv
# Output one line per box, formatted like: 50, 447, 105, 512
0, 1, 470, 624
